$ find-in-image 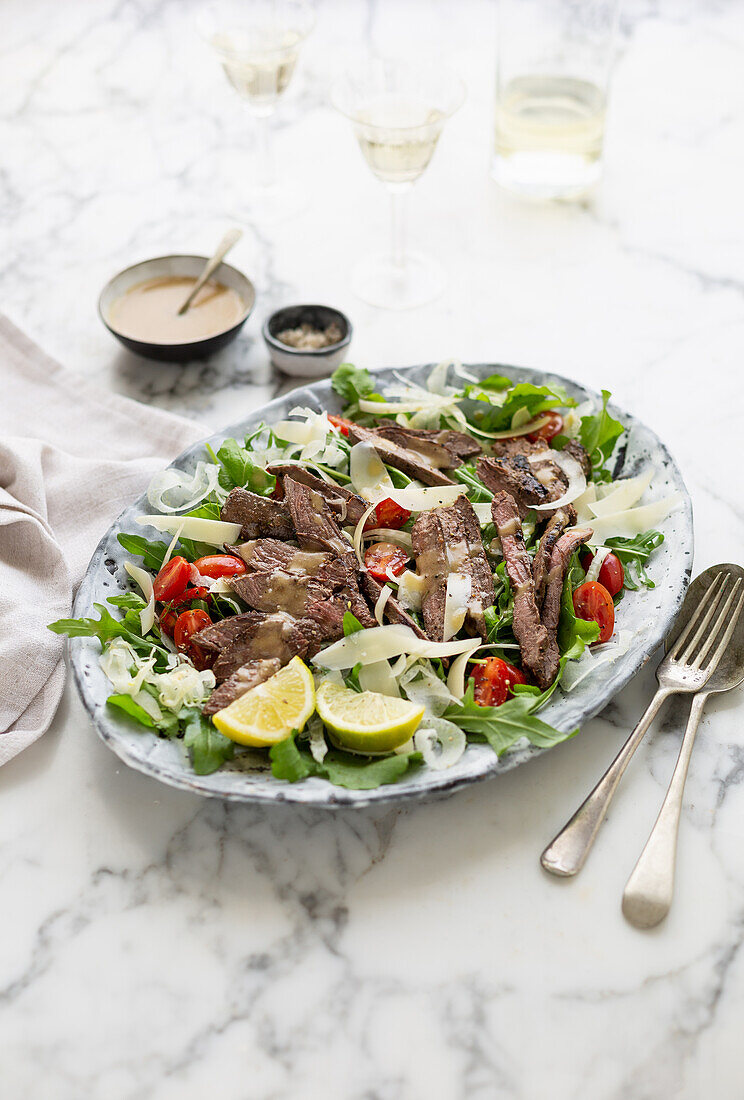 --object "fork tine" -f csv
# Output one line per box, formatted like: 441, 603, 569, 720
693, 579, 744, 672
680, 575, 735, 666
668, 572, 726, 662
